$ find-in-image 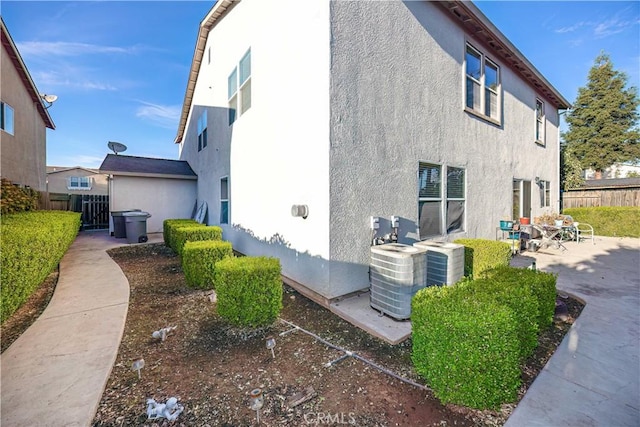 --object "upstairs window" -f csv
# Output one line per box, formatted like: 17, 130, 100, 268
228, 48, 251, 125
68, 176, 91, 190
1, 102, 14, 135
198, 110, 208, 152
535, 99, 545, 145
465, 43, 500, 123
